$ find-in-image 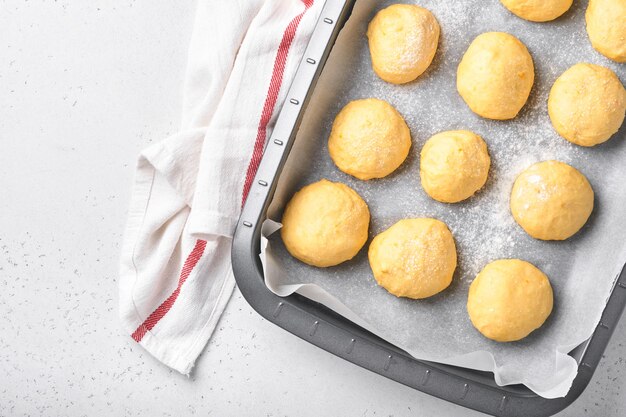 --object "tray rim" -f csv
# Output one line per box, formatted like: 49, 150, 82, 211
231, 1, 626, 415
